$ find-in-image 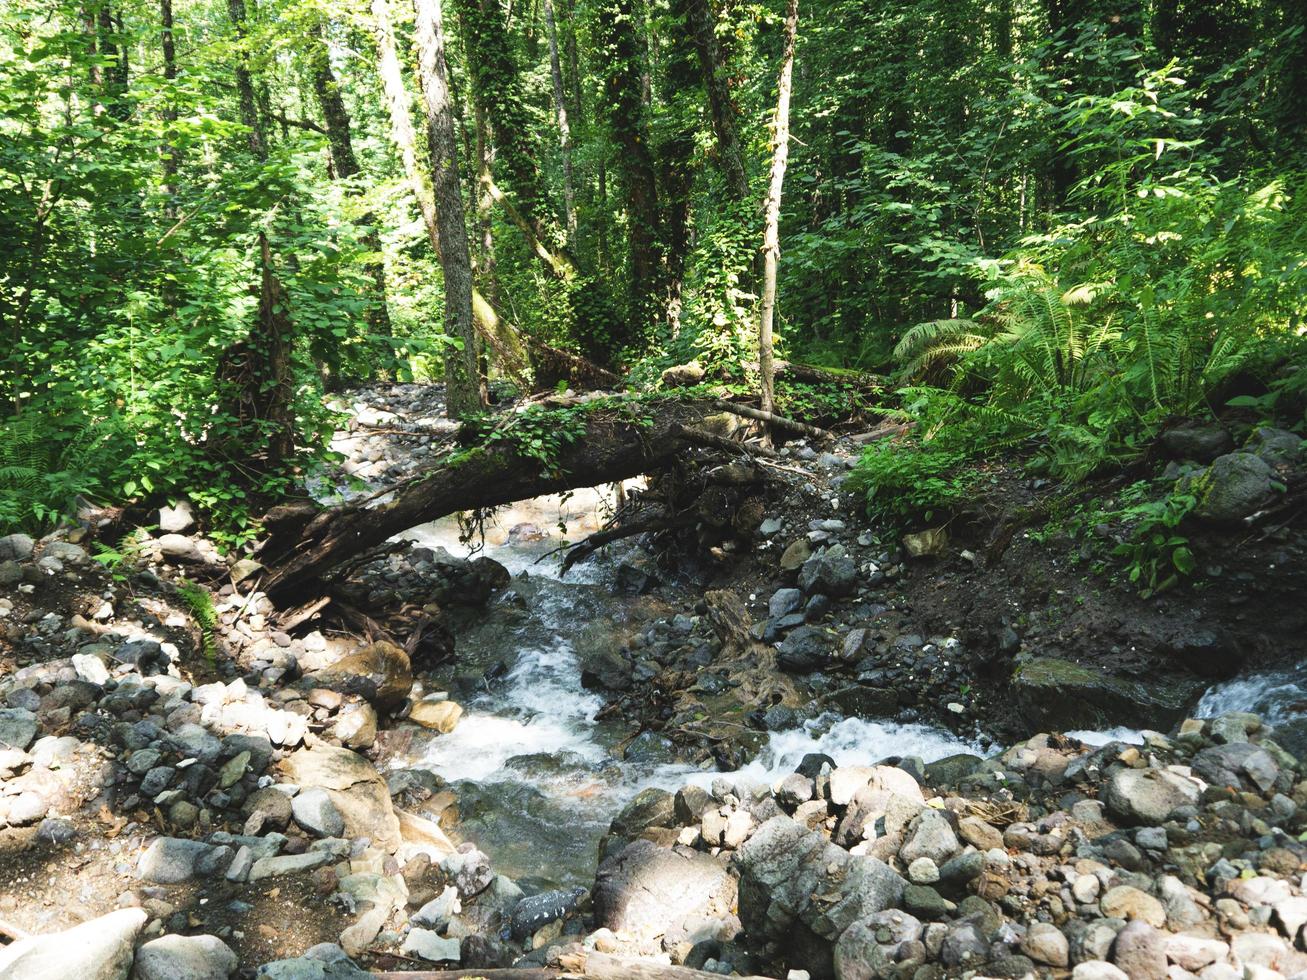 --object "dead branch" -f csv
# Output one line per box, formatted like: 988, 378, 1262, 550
710, 399, 830, 439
